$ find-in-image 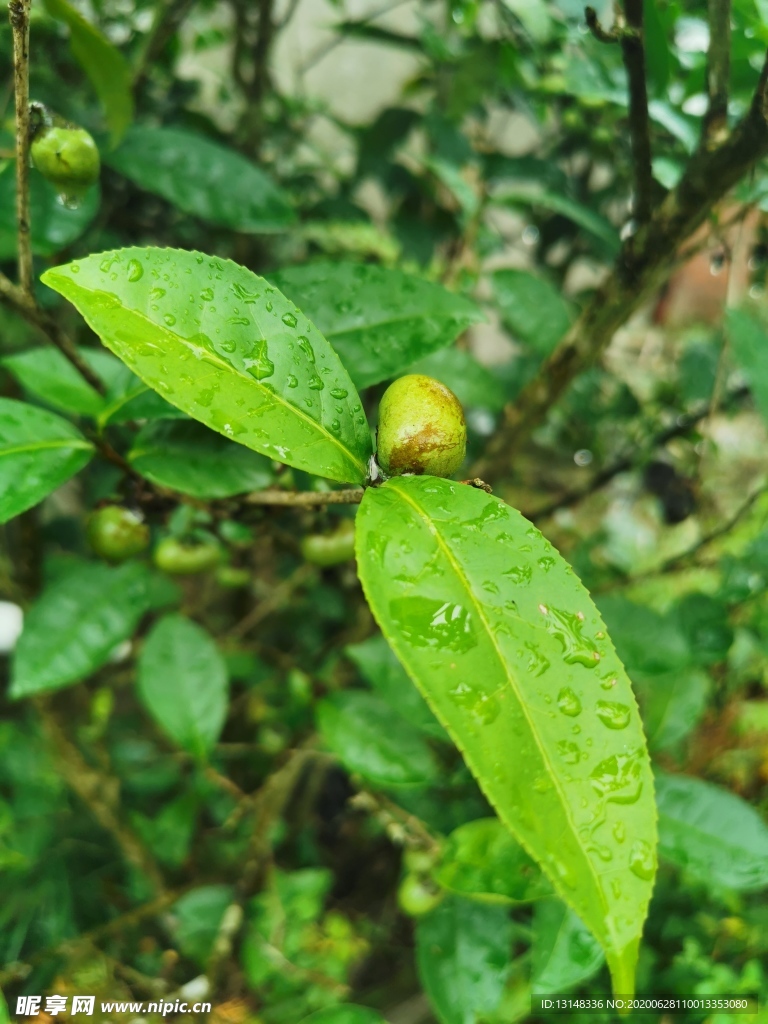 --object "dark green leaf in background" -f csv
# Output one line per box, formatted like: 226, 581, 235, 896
137, 614, 228, 758
2, 347, 121, 418
10, 561, 155, 698
0, 398, 93, 524
435, 818, 553, 904
634, 667, 710, 753
43, 0, 134, 146
0, 168, 100, 259
106, 126, 294, 232
416, 896, 512, 1024
171, 886, 233, 965
346, 634, 445, 739
531, 899, 605, 995
493, 190, 620, 256
356, 476, 657, 994
298, 1008, 386, 1024
492, 270, 573, 356
317, 690, 439, 786
42, 248, 372, 484
726, 307, 768, 424
129, 420, 273, 498
656, 771, 768, 891
271, 262, 483, 389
